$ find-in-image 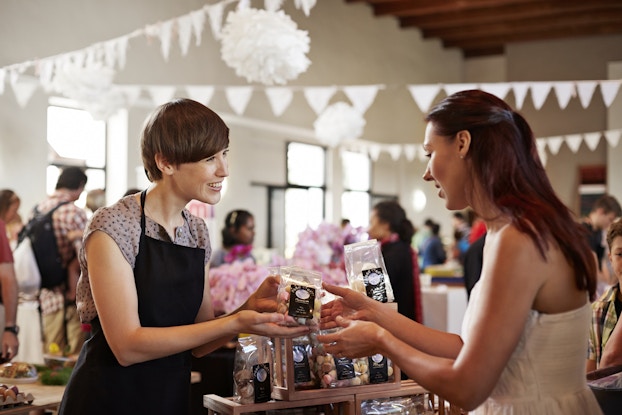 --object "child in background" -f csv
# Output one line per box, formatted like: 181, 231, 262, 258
588, 218, 622, 372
